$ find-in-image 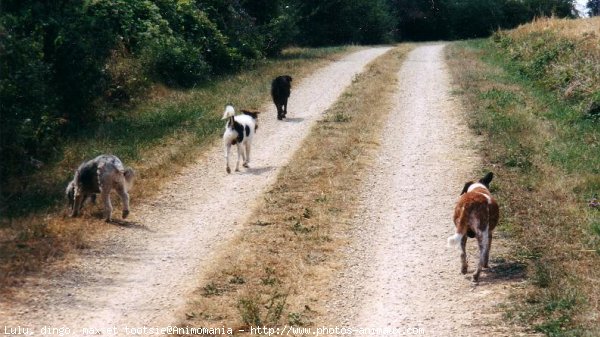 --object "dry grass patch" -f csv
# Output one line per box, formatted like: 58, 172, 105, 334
0, 46, 357, 290
175, 45, 413, 334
